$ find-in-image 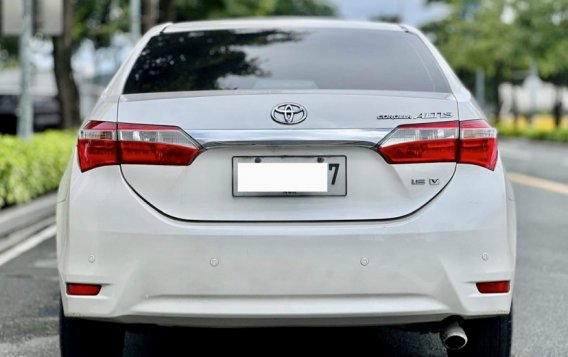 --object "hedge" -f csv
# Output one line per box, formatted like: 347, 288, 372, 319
0, 131, 76, 208
495, 116, 568, 143
496, 124, 568, 143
